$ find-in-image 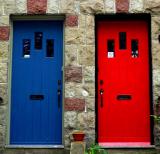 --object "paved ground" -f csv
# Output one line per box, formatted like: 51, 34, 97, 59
0, 148, 159, 154
106, 149, 158, 154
